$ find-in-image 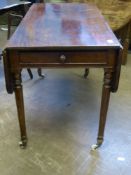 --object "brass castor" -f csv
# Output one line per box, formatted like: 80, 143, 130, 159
19, 138, 27, 149
91, 138, 103, 150
84, 68, 89, 78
